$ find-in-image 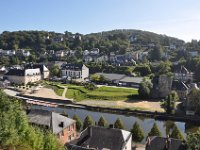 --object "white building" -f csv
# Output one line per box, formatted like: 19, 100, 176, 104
61, 64, 89, 80
4, 64, 49, 84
